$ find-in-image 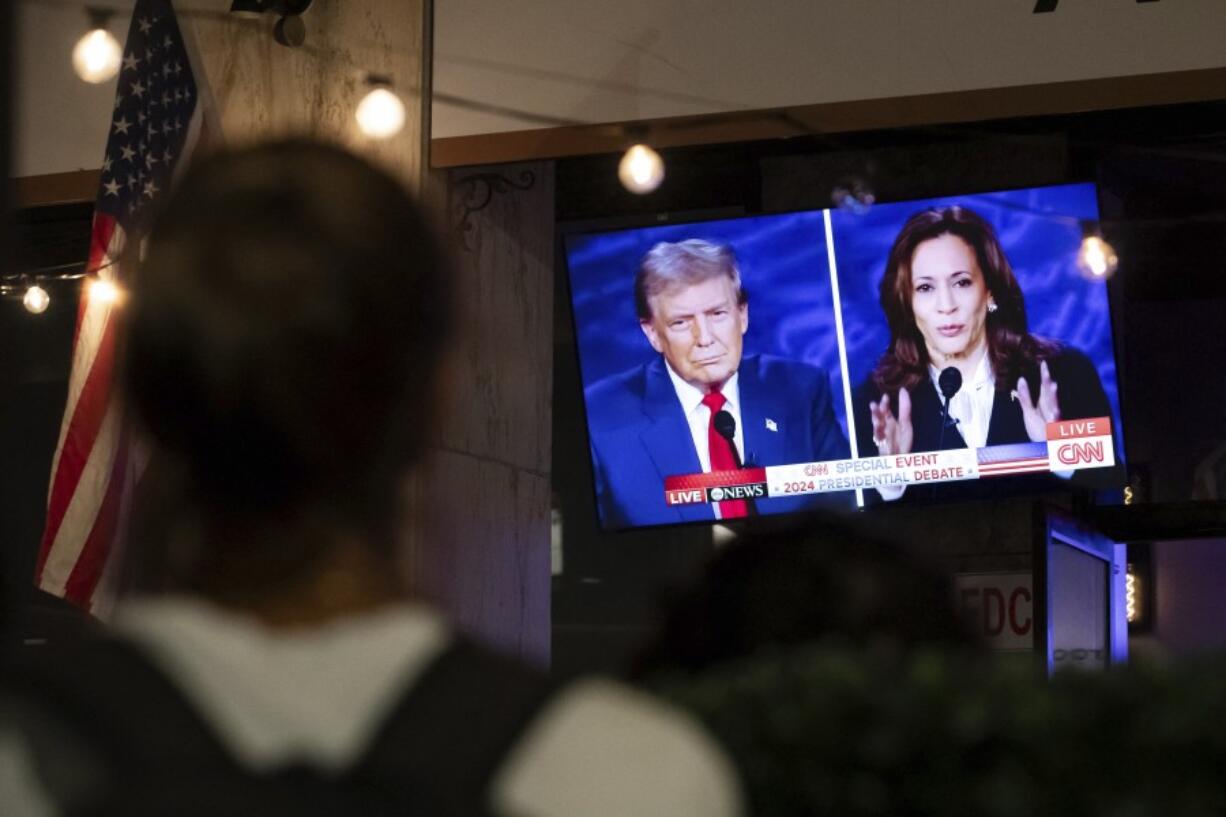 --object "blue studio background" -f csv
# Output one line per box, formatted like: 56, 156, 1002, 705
565, 212, 848, 432
830, 182, 1125, 447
